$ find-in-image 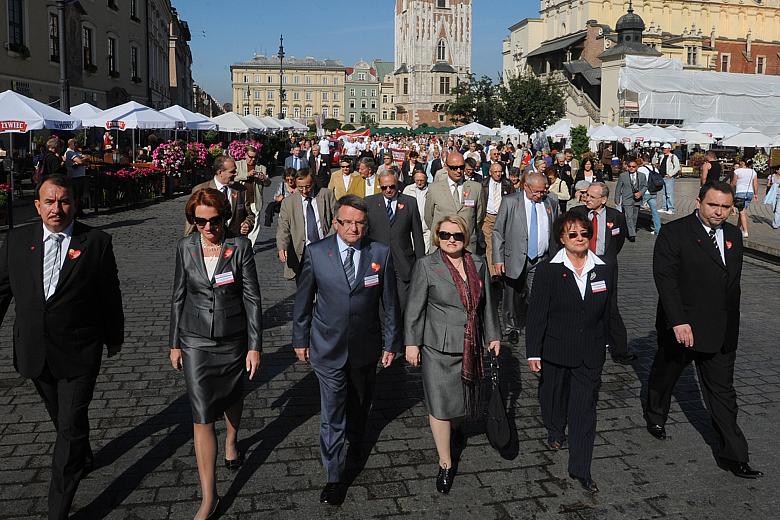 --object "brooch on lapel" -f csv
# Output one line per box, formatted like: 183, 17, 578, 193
30, 245, 36, 251
398, 203, 405, 210
696, 239, 702, 245
562, 272, 568, 278
223, 247, 235, 259
590, 271, 596, 281
67, 249, 81, 260
725, 240, 733, 250
546, 206, 552, 215
464, 191, 470, 198
606, 221, 614, 229
371, 262, 381, 272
